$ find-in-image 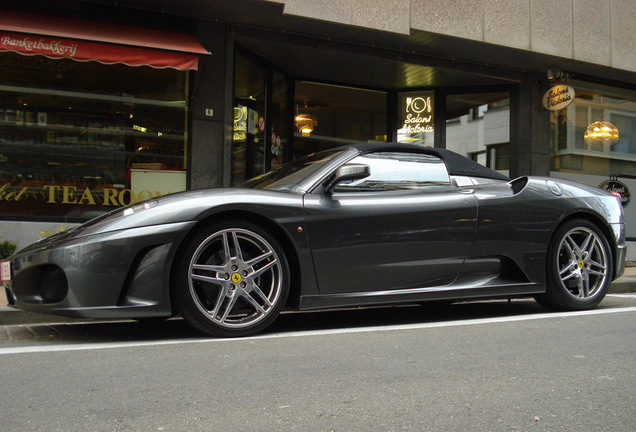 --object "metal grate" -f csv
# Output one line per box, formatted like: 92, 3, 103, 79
40, 266, 68, 303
